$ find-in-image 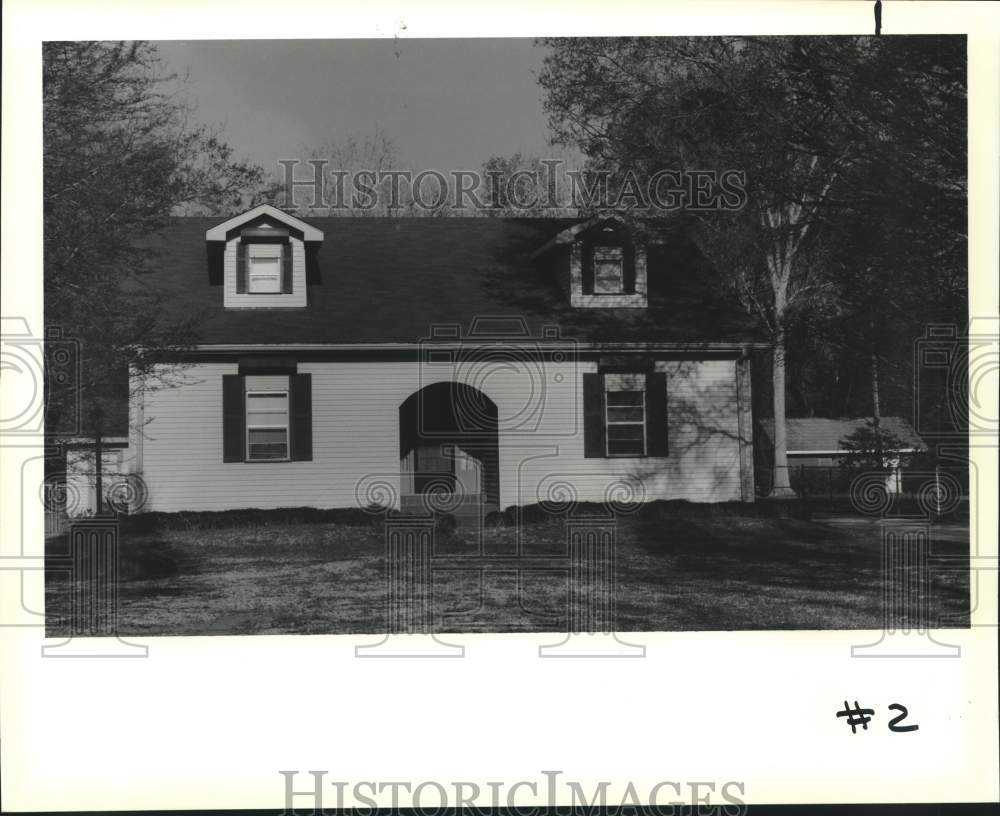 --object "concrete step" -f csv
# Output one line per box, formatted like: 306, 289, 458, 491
399, 493, 498, 523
